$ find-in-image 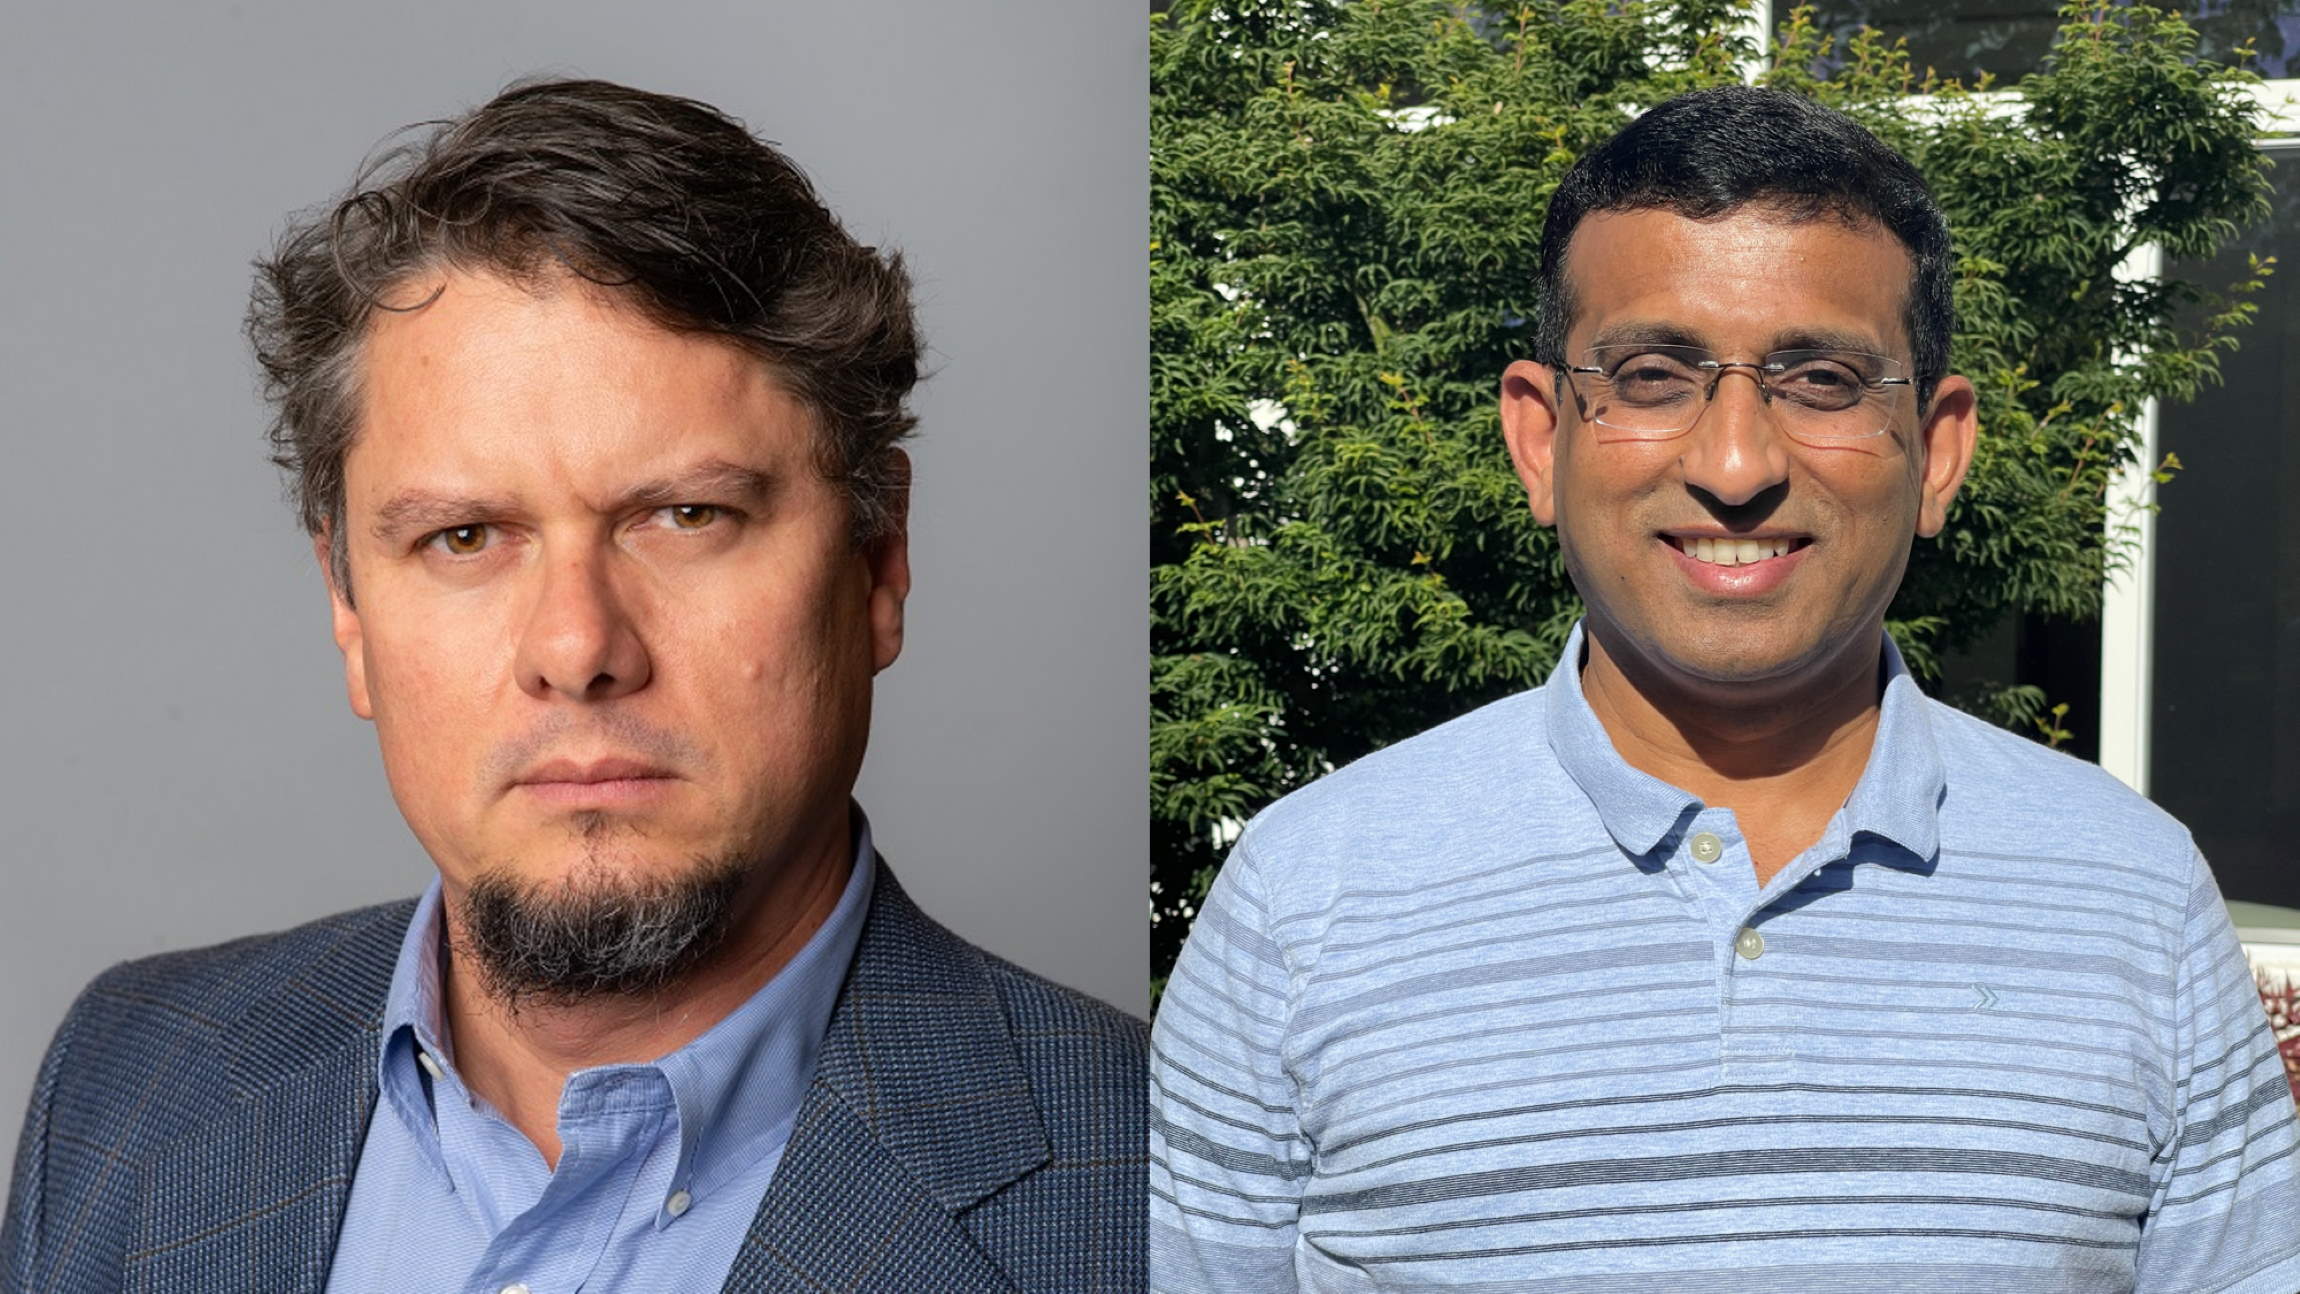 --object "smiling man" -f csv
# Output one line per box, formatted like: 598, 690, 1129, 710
1150, 87, 2300, 1292
3, 80, 1143, 1293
